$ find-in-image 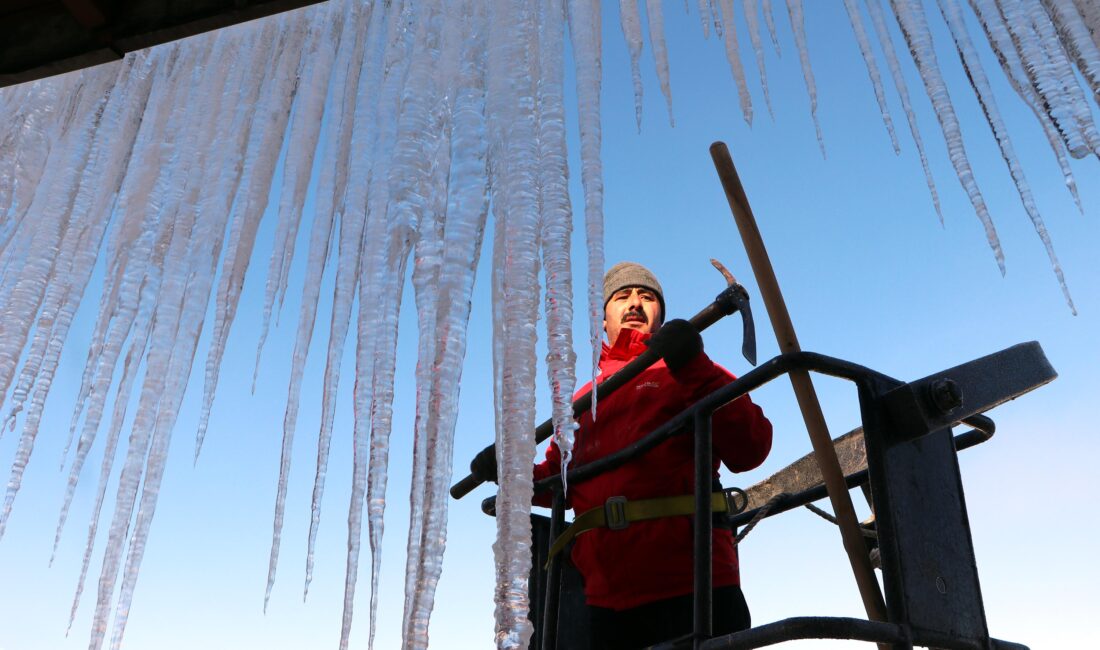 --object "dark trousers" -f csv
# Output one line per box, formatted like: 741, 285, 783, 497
588, 585, 751, 649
